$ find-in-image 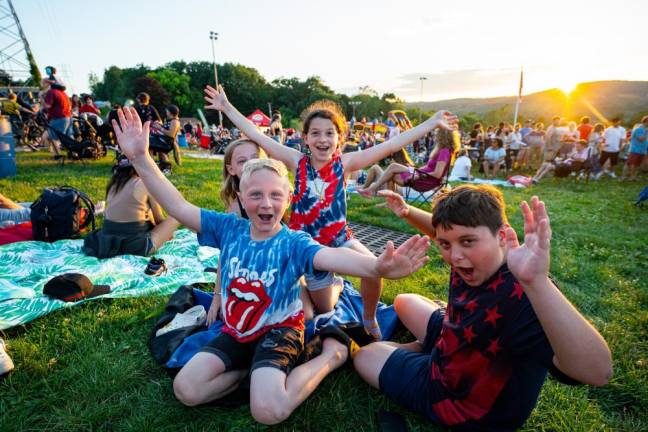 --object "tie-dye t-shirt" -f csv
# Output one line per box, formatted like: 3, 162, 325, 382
198, 209, 323, 342
289, 153, 352, 247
